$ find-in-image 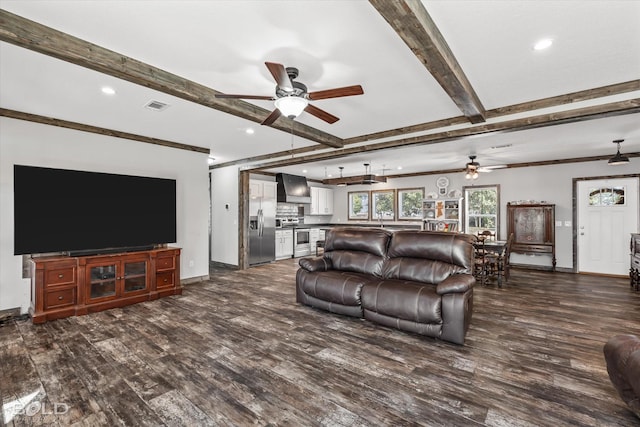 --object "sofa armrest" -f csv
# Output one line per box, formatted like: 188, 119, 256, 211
436, 274, 475, 295
299, 256, 332, 272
